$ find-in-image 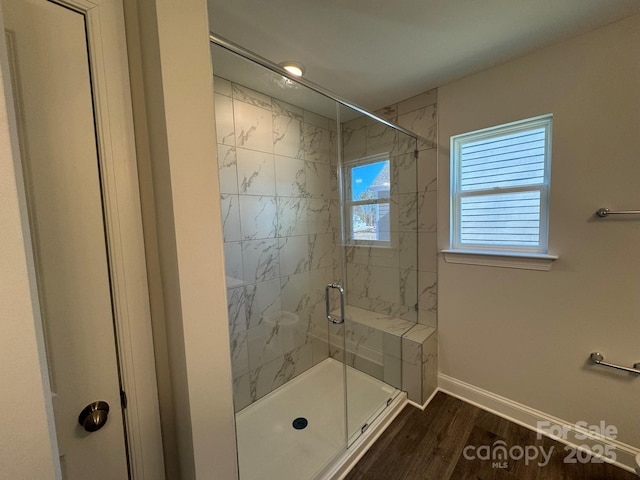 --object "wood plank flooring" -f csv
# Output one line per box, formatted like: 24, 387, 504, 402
345, 392, 637, 480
